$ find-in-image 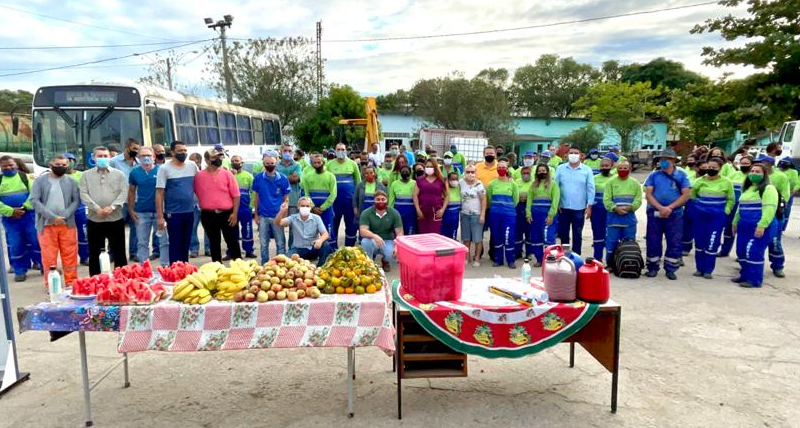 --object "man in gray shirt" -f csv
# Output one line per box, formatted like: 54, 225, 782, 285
274, 197, 332, 266
30, 154, 81, 287
79, 146, 128, 275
